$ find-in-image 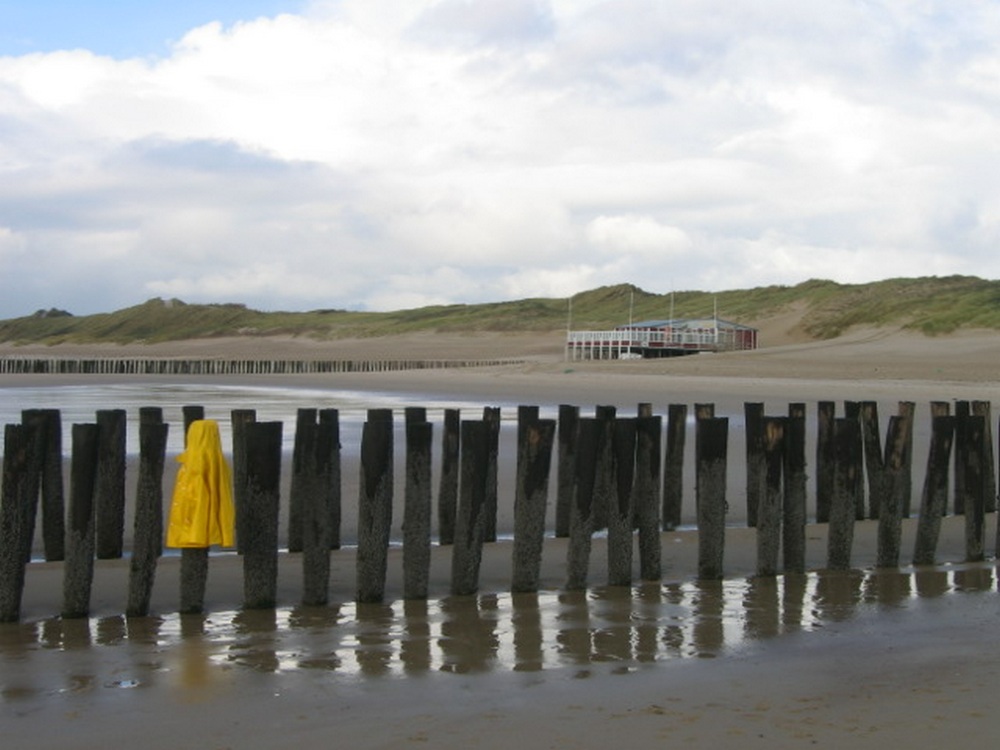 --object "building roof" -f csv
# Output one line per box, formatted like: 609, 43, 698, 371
618, 318, 757, 331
